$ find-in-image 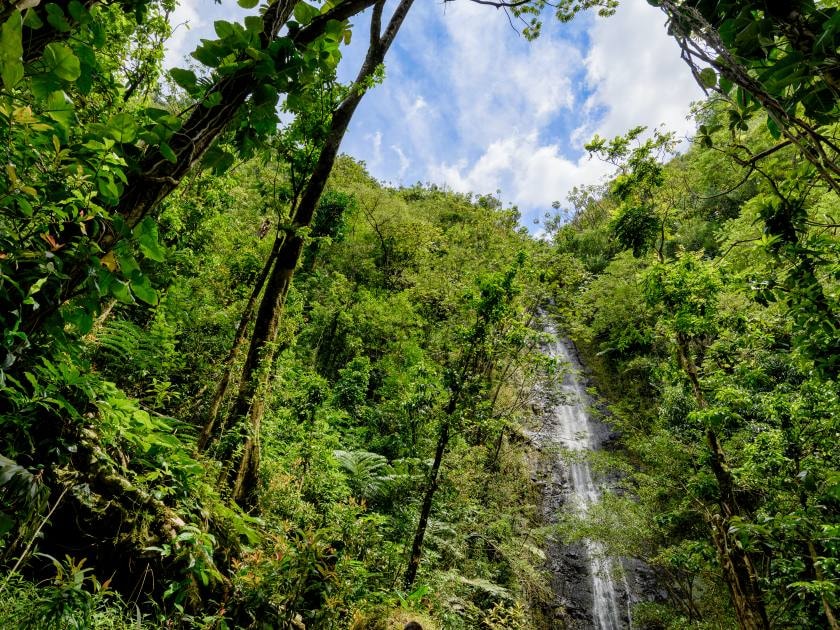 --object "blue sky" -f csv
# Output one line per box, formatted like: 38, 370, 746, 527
165, 0, 703, 227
